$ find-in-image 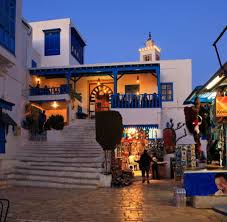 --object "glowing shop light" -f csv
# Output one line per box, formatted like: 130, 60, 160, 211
35, 77, 41, 83
206, 75, 224, 90
136, 76, 140, 83
52, 101, 59, 109
97, 78, 101, 86
136, 91, 139, 95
